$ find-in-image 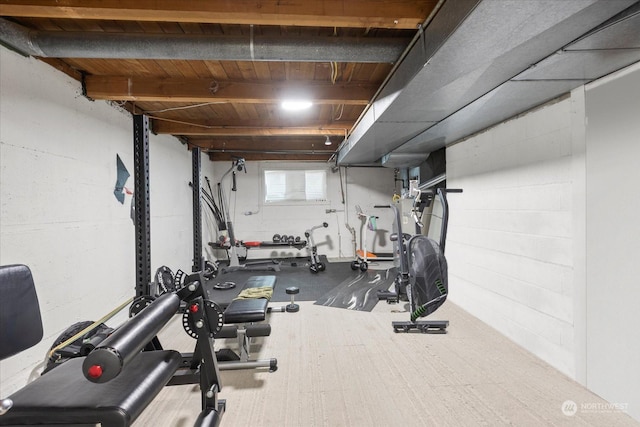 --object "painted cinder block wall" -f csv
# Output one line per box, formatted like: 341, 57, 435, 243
446, 96, 578, 375
0, 47, 202, 394
446, 62, 640, 421
582, 63, 640, 421
204, 161, 396, 263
